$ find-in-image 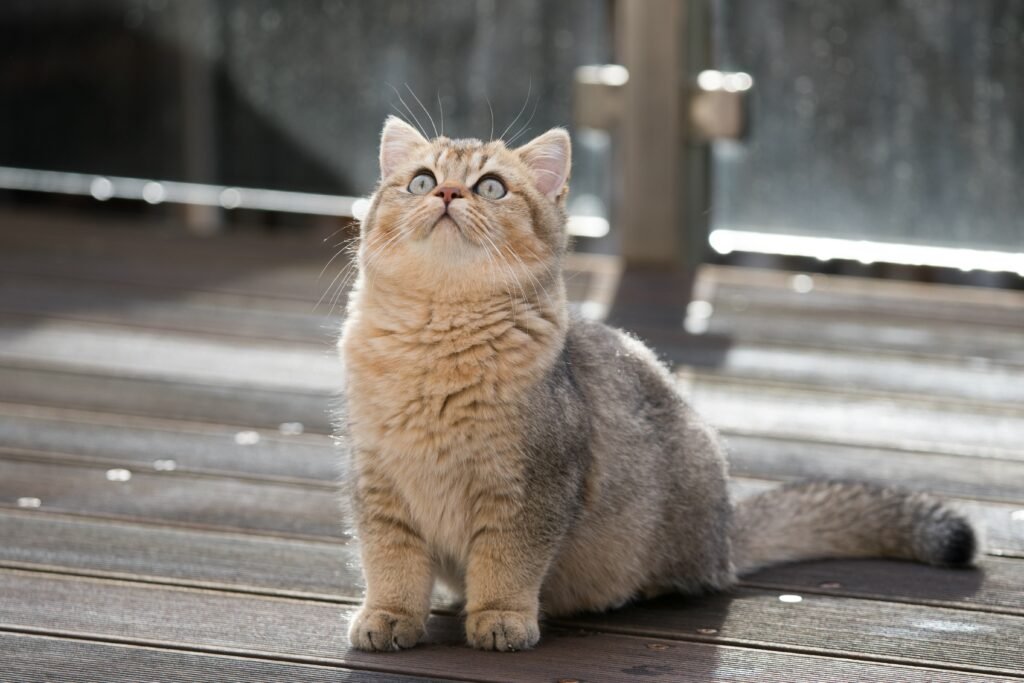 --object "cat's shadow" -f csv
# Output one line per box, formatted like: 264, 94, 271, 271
412, 593, 729, 679
741, 557, 987, 605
